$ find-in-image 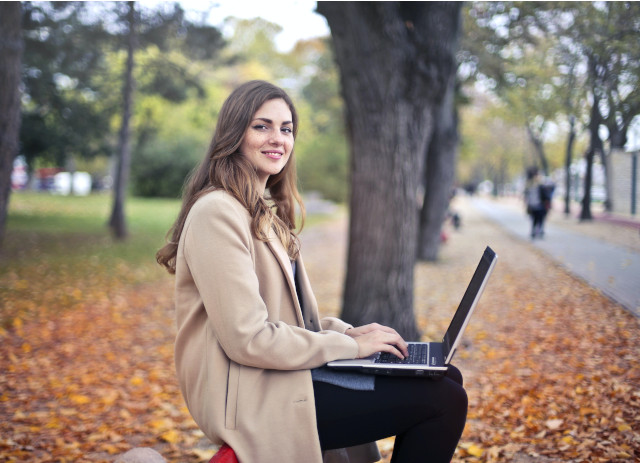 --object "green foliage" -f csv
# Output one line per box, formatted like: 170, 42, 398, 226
297, 132, 349, 203
131, 135, 206, 198
20, 1, 225, 172
293, 39, 349, 203
129, 78, 221, 199
20, 2, 114, 165
18, 6, 352, 205
73, 155, 111, 184
459, 101, 529, 188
